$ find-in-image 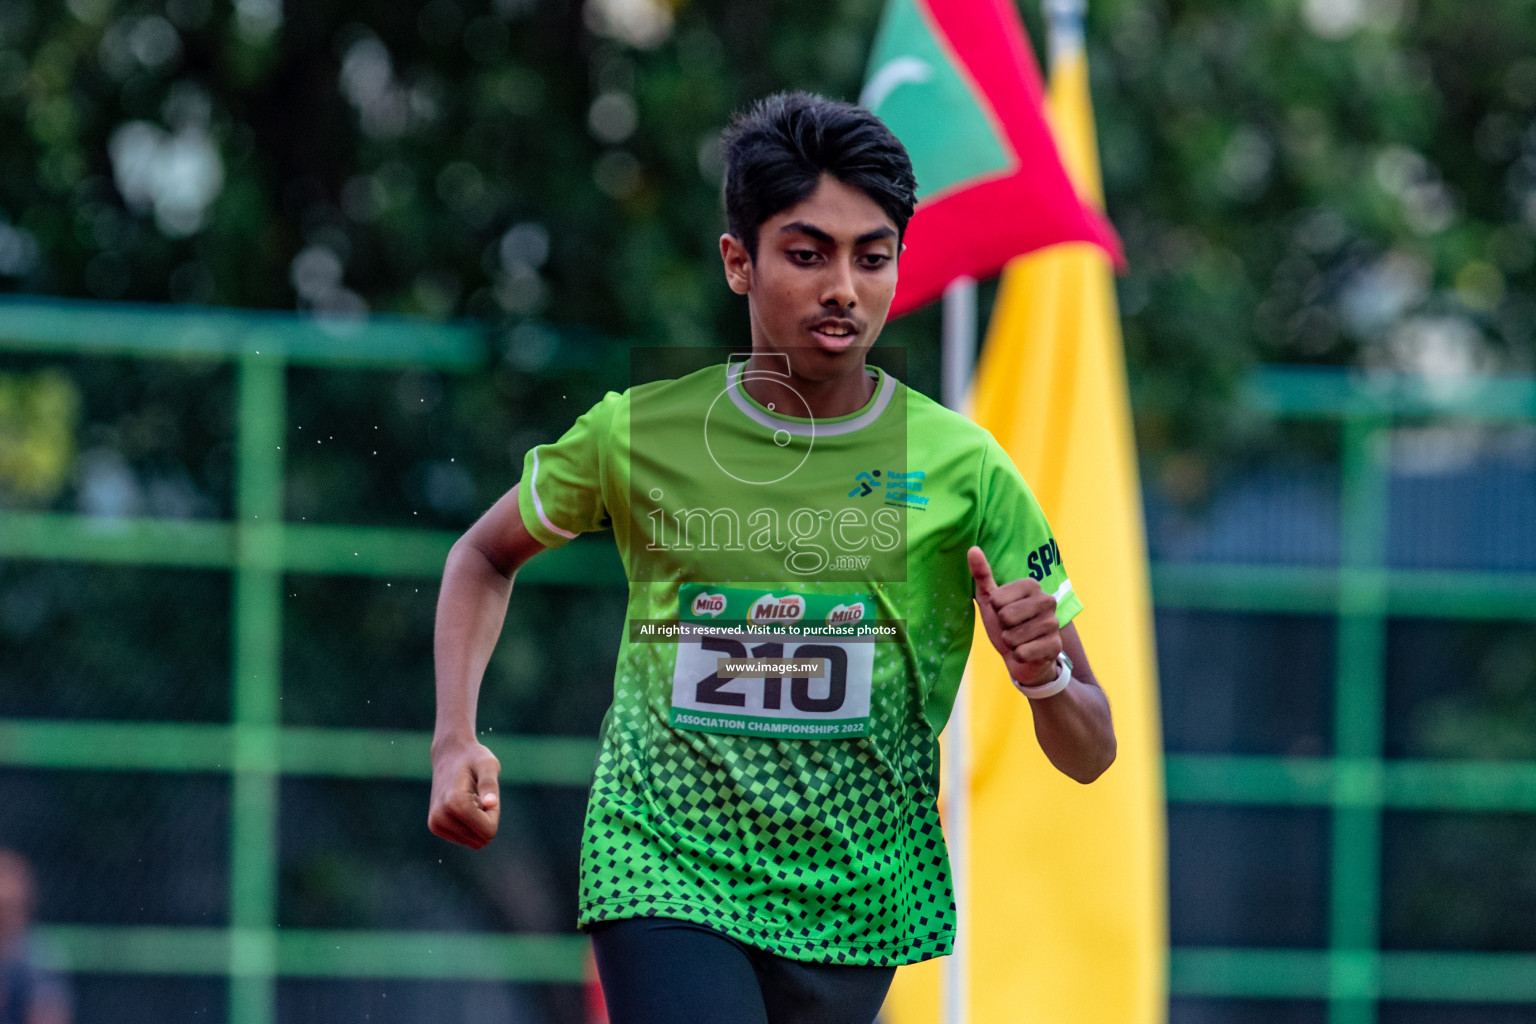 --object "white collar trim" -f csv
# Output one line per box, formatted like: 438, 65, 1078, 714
725, 362, 895, 437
